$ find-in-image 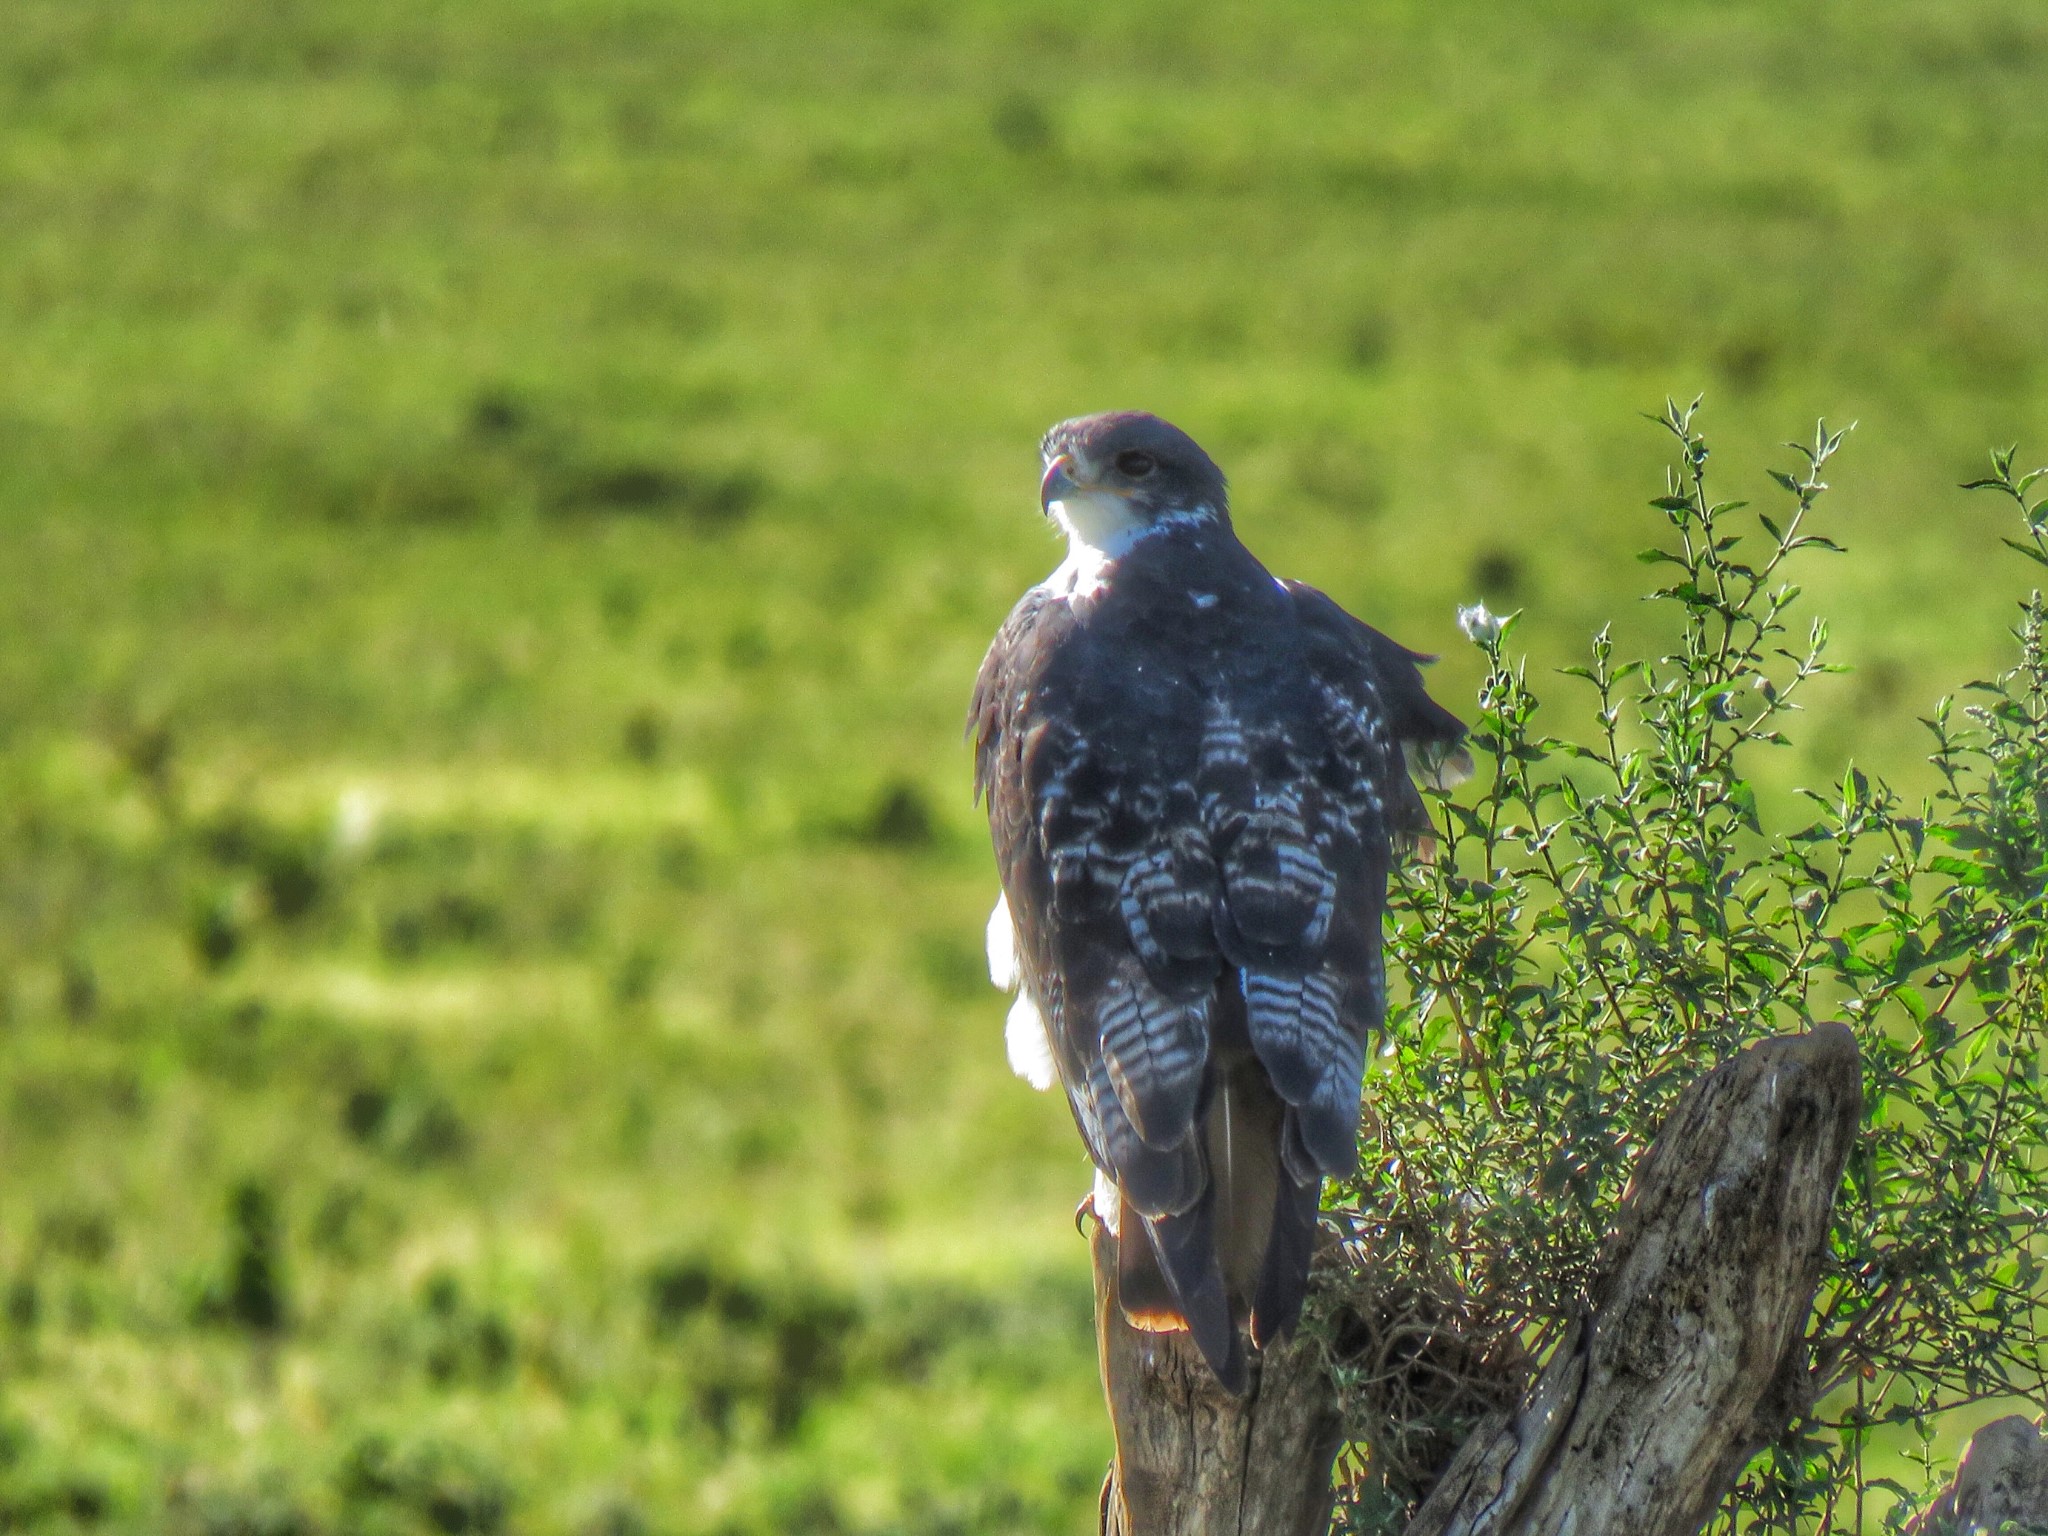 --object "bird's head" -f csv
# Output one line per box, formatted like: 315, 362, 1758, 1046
1037, 412, 1229, 553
